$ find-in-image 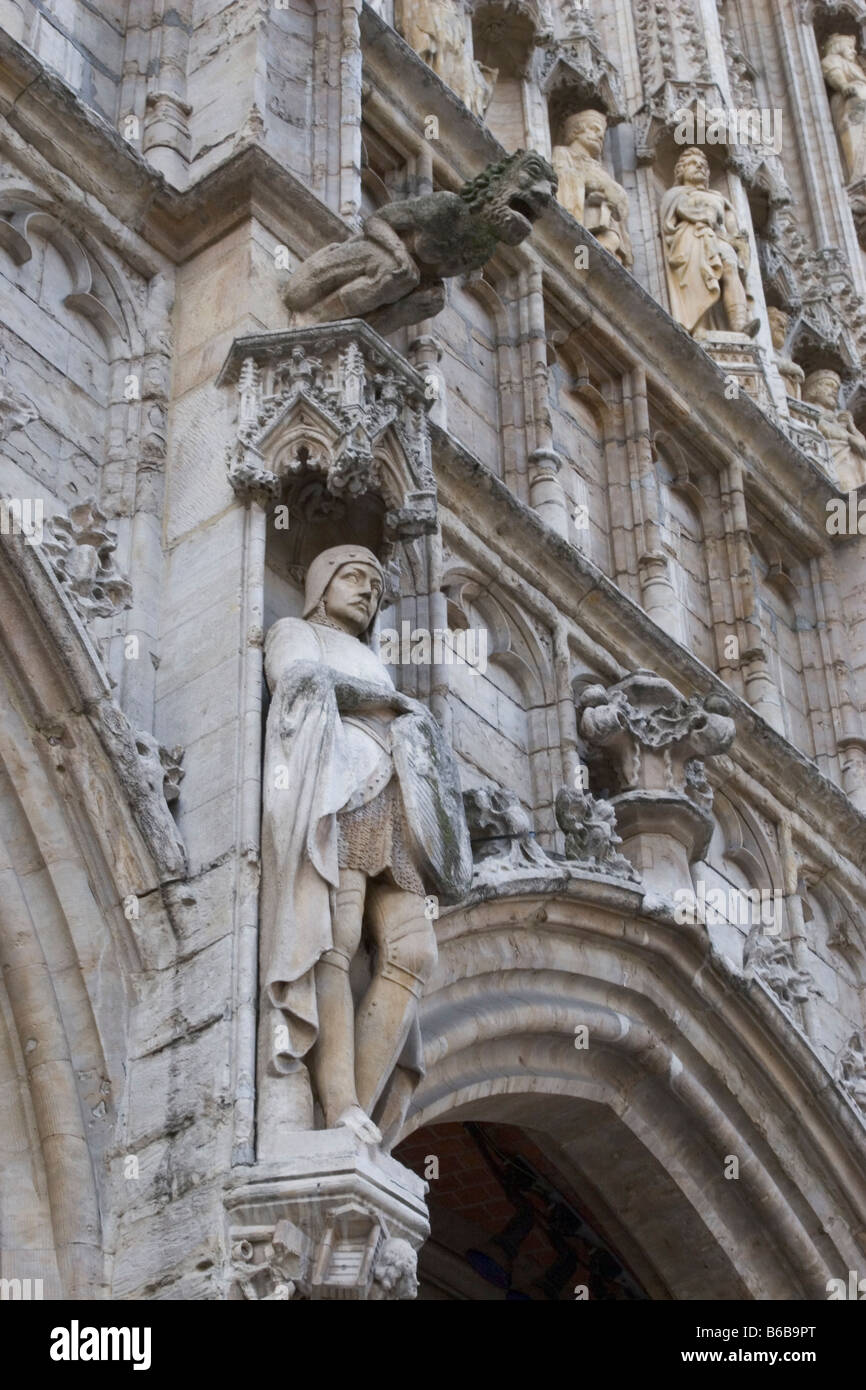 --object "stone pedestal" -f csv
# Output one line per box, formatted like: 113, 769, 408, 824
577, 670, 735, 896
700, 332, 771, 409
224, 1130, 429, 1300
